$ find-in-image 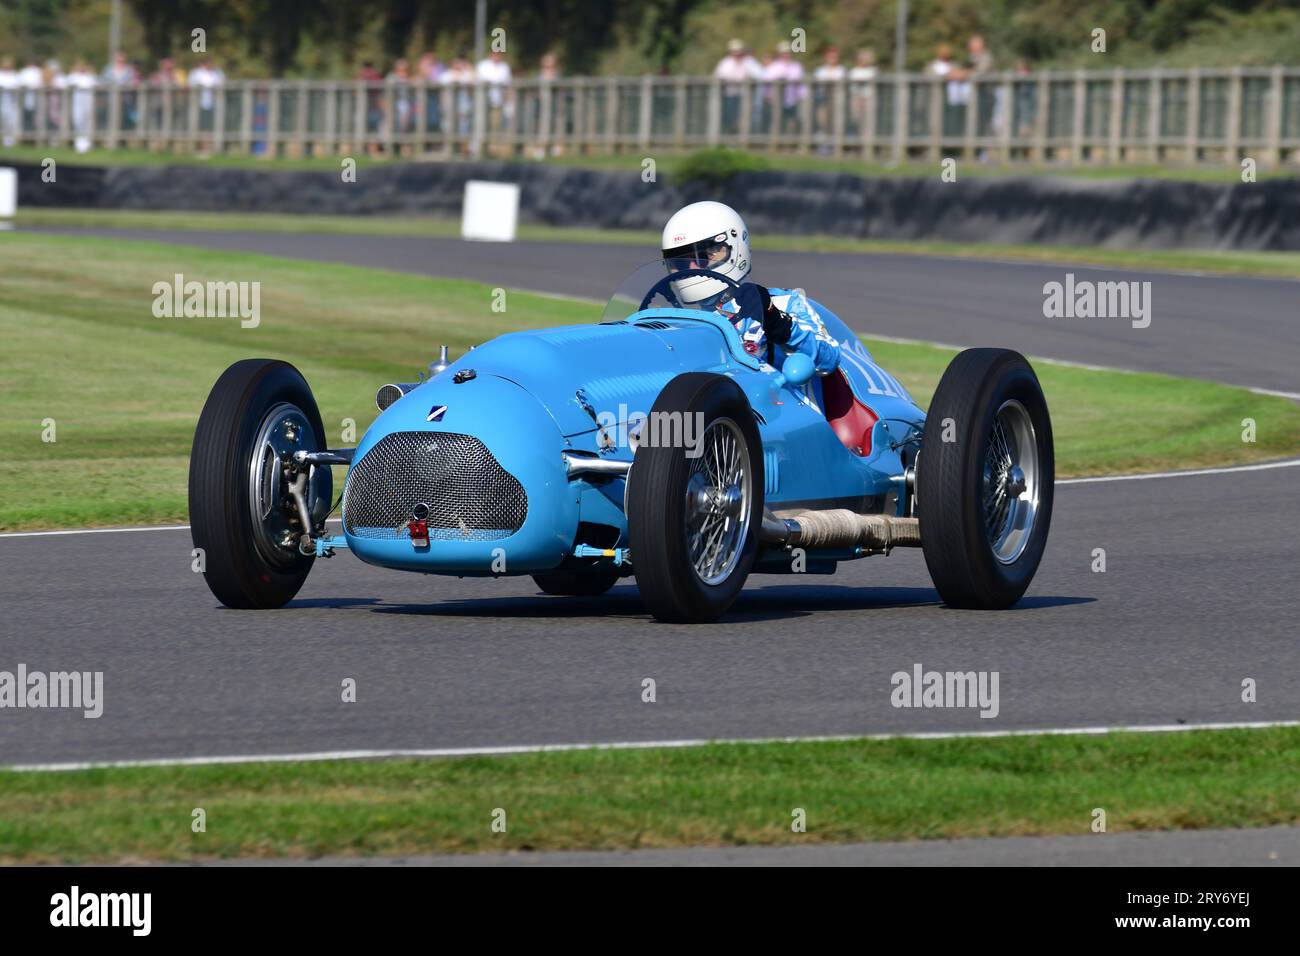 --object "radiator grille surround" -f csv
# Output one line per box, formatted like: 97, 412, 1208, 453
343, 431, 528, 541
